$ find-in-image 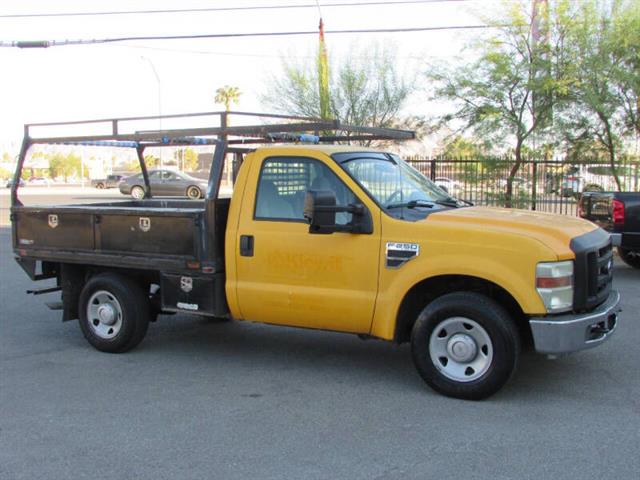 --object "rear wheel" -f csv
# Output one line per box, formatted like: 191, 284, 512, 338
78, 273, 150, 353
95, 183, 105, 189
411, 292, 520, 400
618, 247, 640, 269
186, 185, 202, 200
131, 185, 145, 199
